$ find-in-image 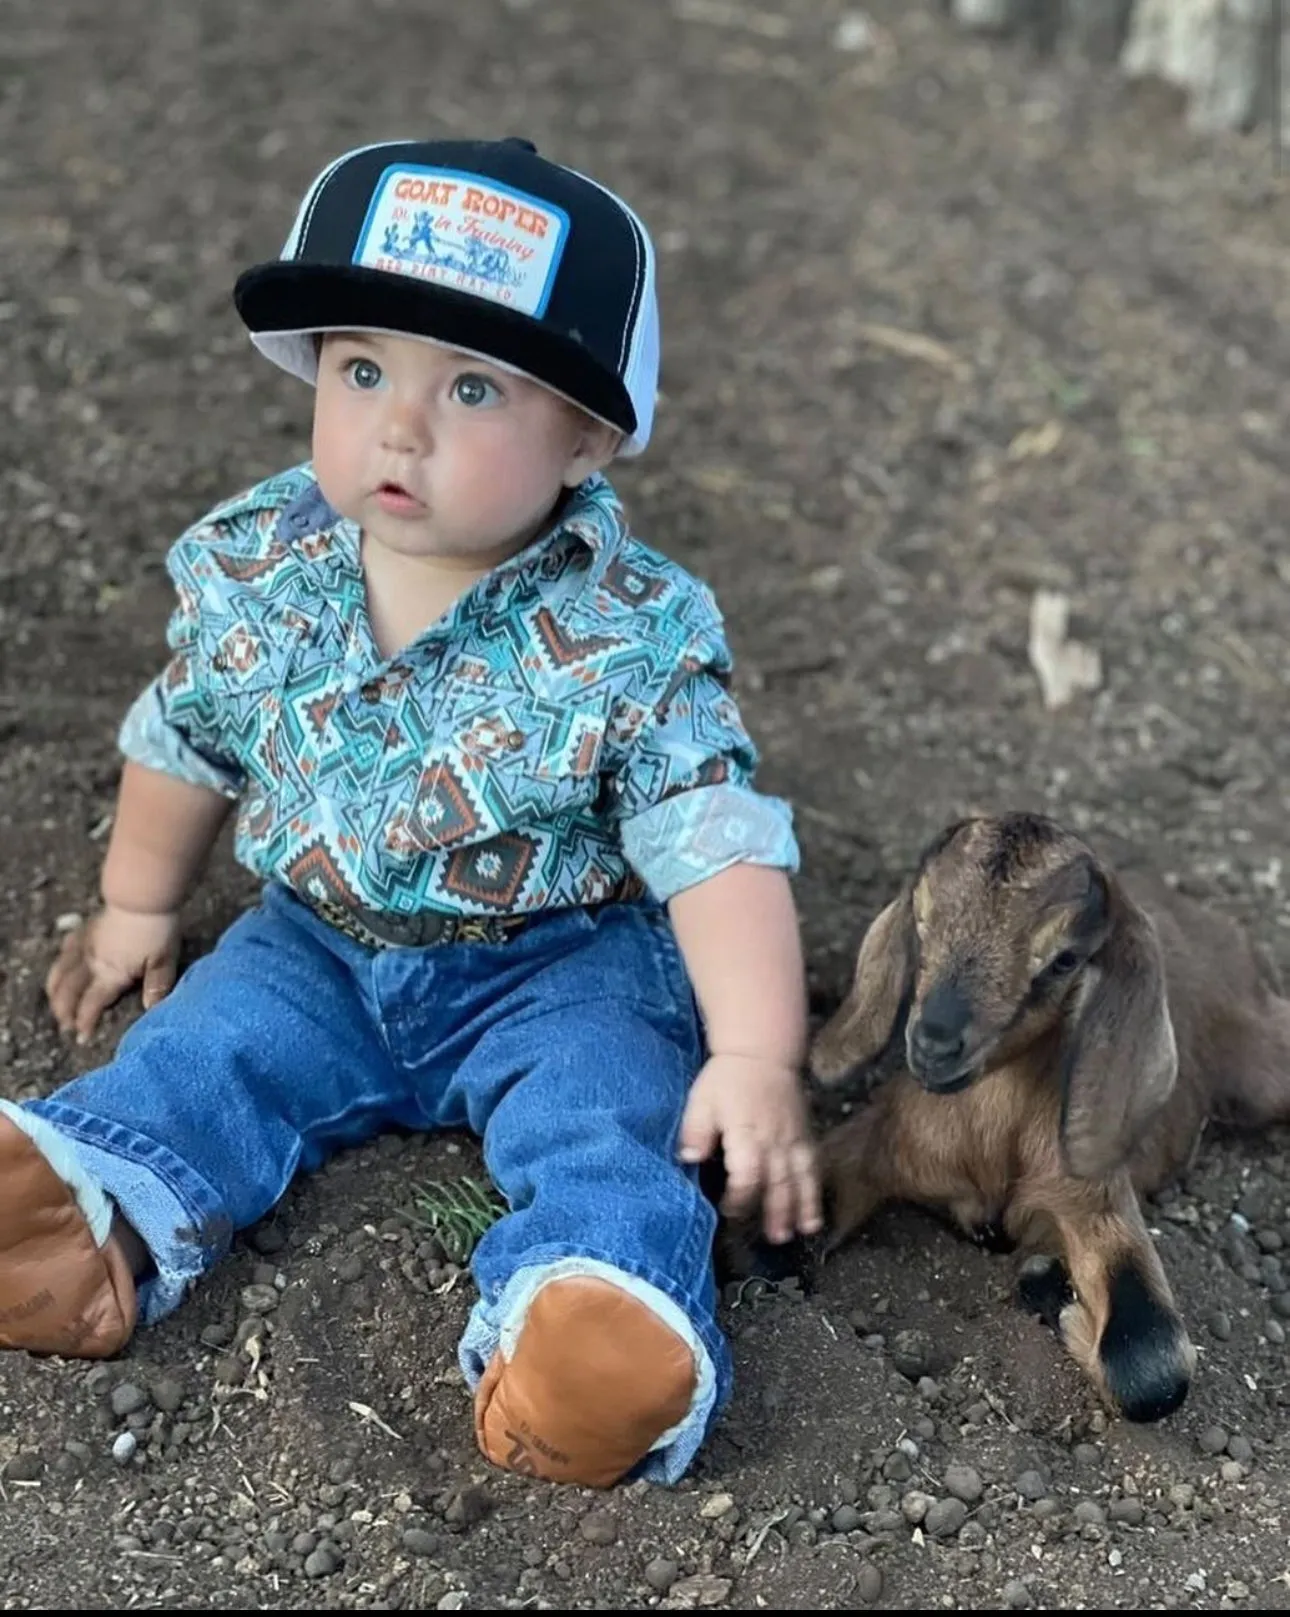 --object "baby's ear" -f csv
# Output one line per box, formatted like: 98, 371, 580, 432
563, 417, 623, 486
